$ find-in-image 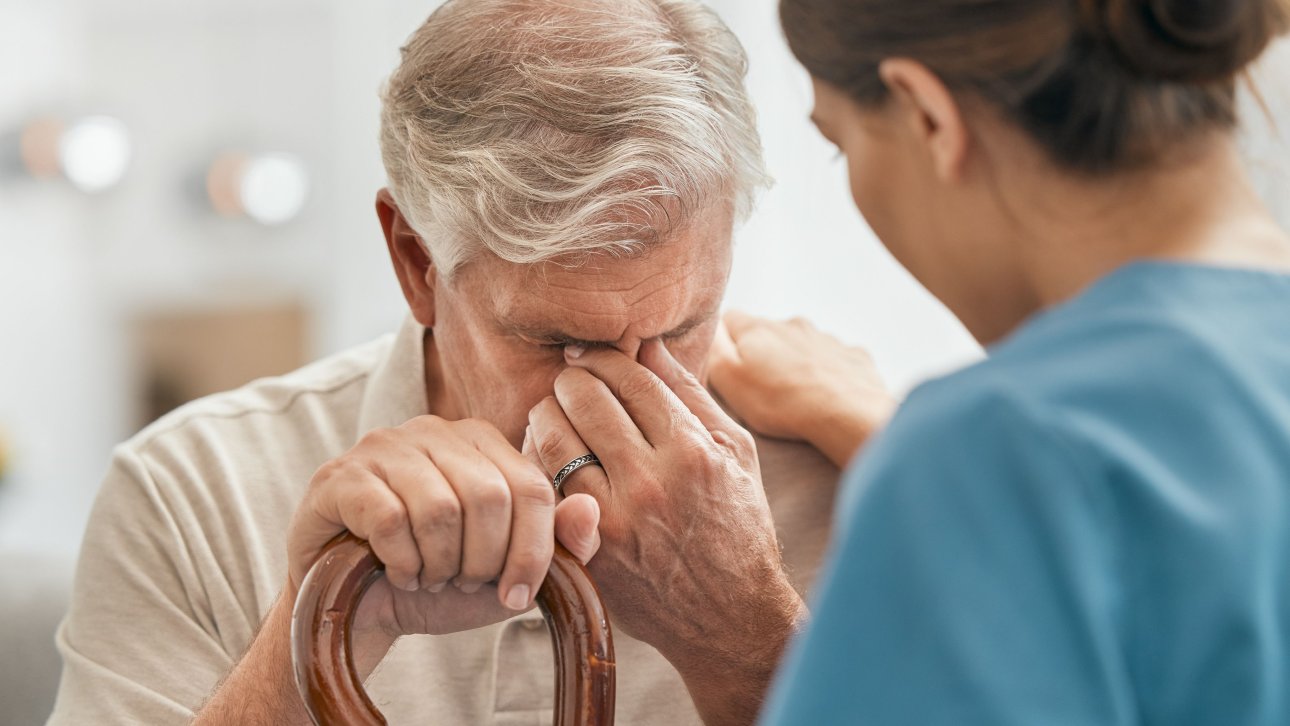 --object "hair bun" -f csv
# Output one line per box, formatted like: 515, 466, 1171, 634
1080, 0, 1288, 82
